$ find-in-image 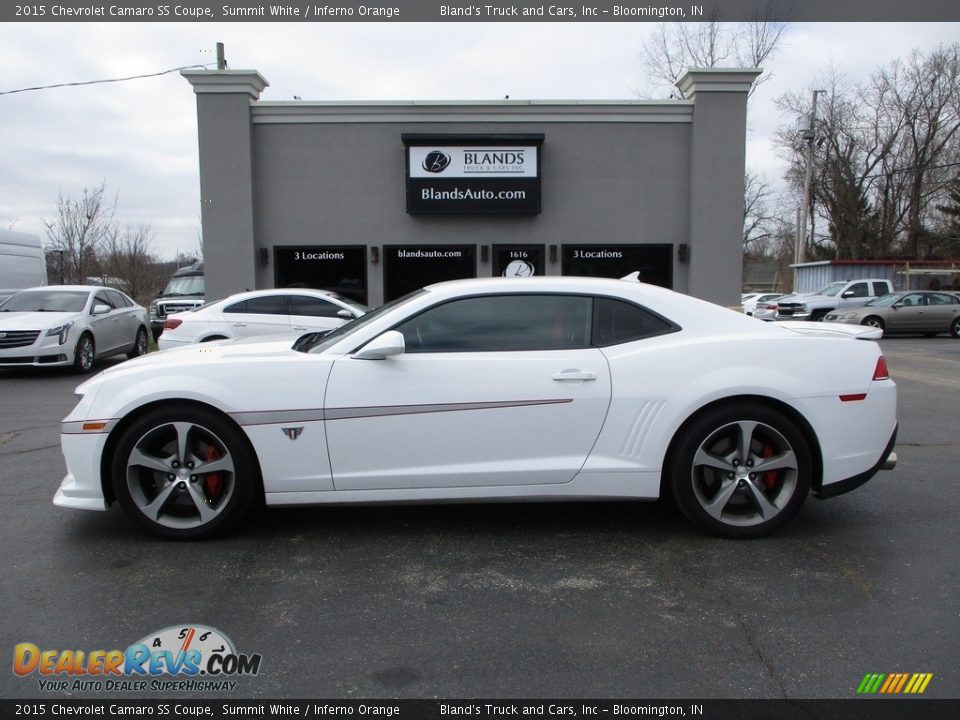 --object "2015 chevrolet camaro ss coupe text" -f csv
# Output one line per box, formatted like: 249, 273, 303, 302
55, 277, 898, 540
